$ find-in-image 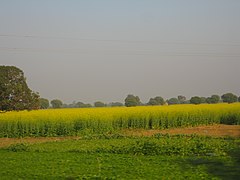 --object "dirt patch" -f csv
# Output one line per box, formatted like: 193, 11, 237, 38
0, 136, 80, 149
122, 124, 240, 138
0, 125, 239, 148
